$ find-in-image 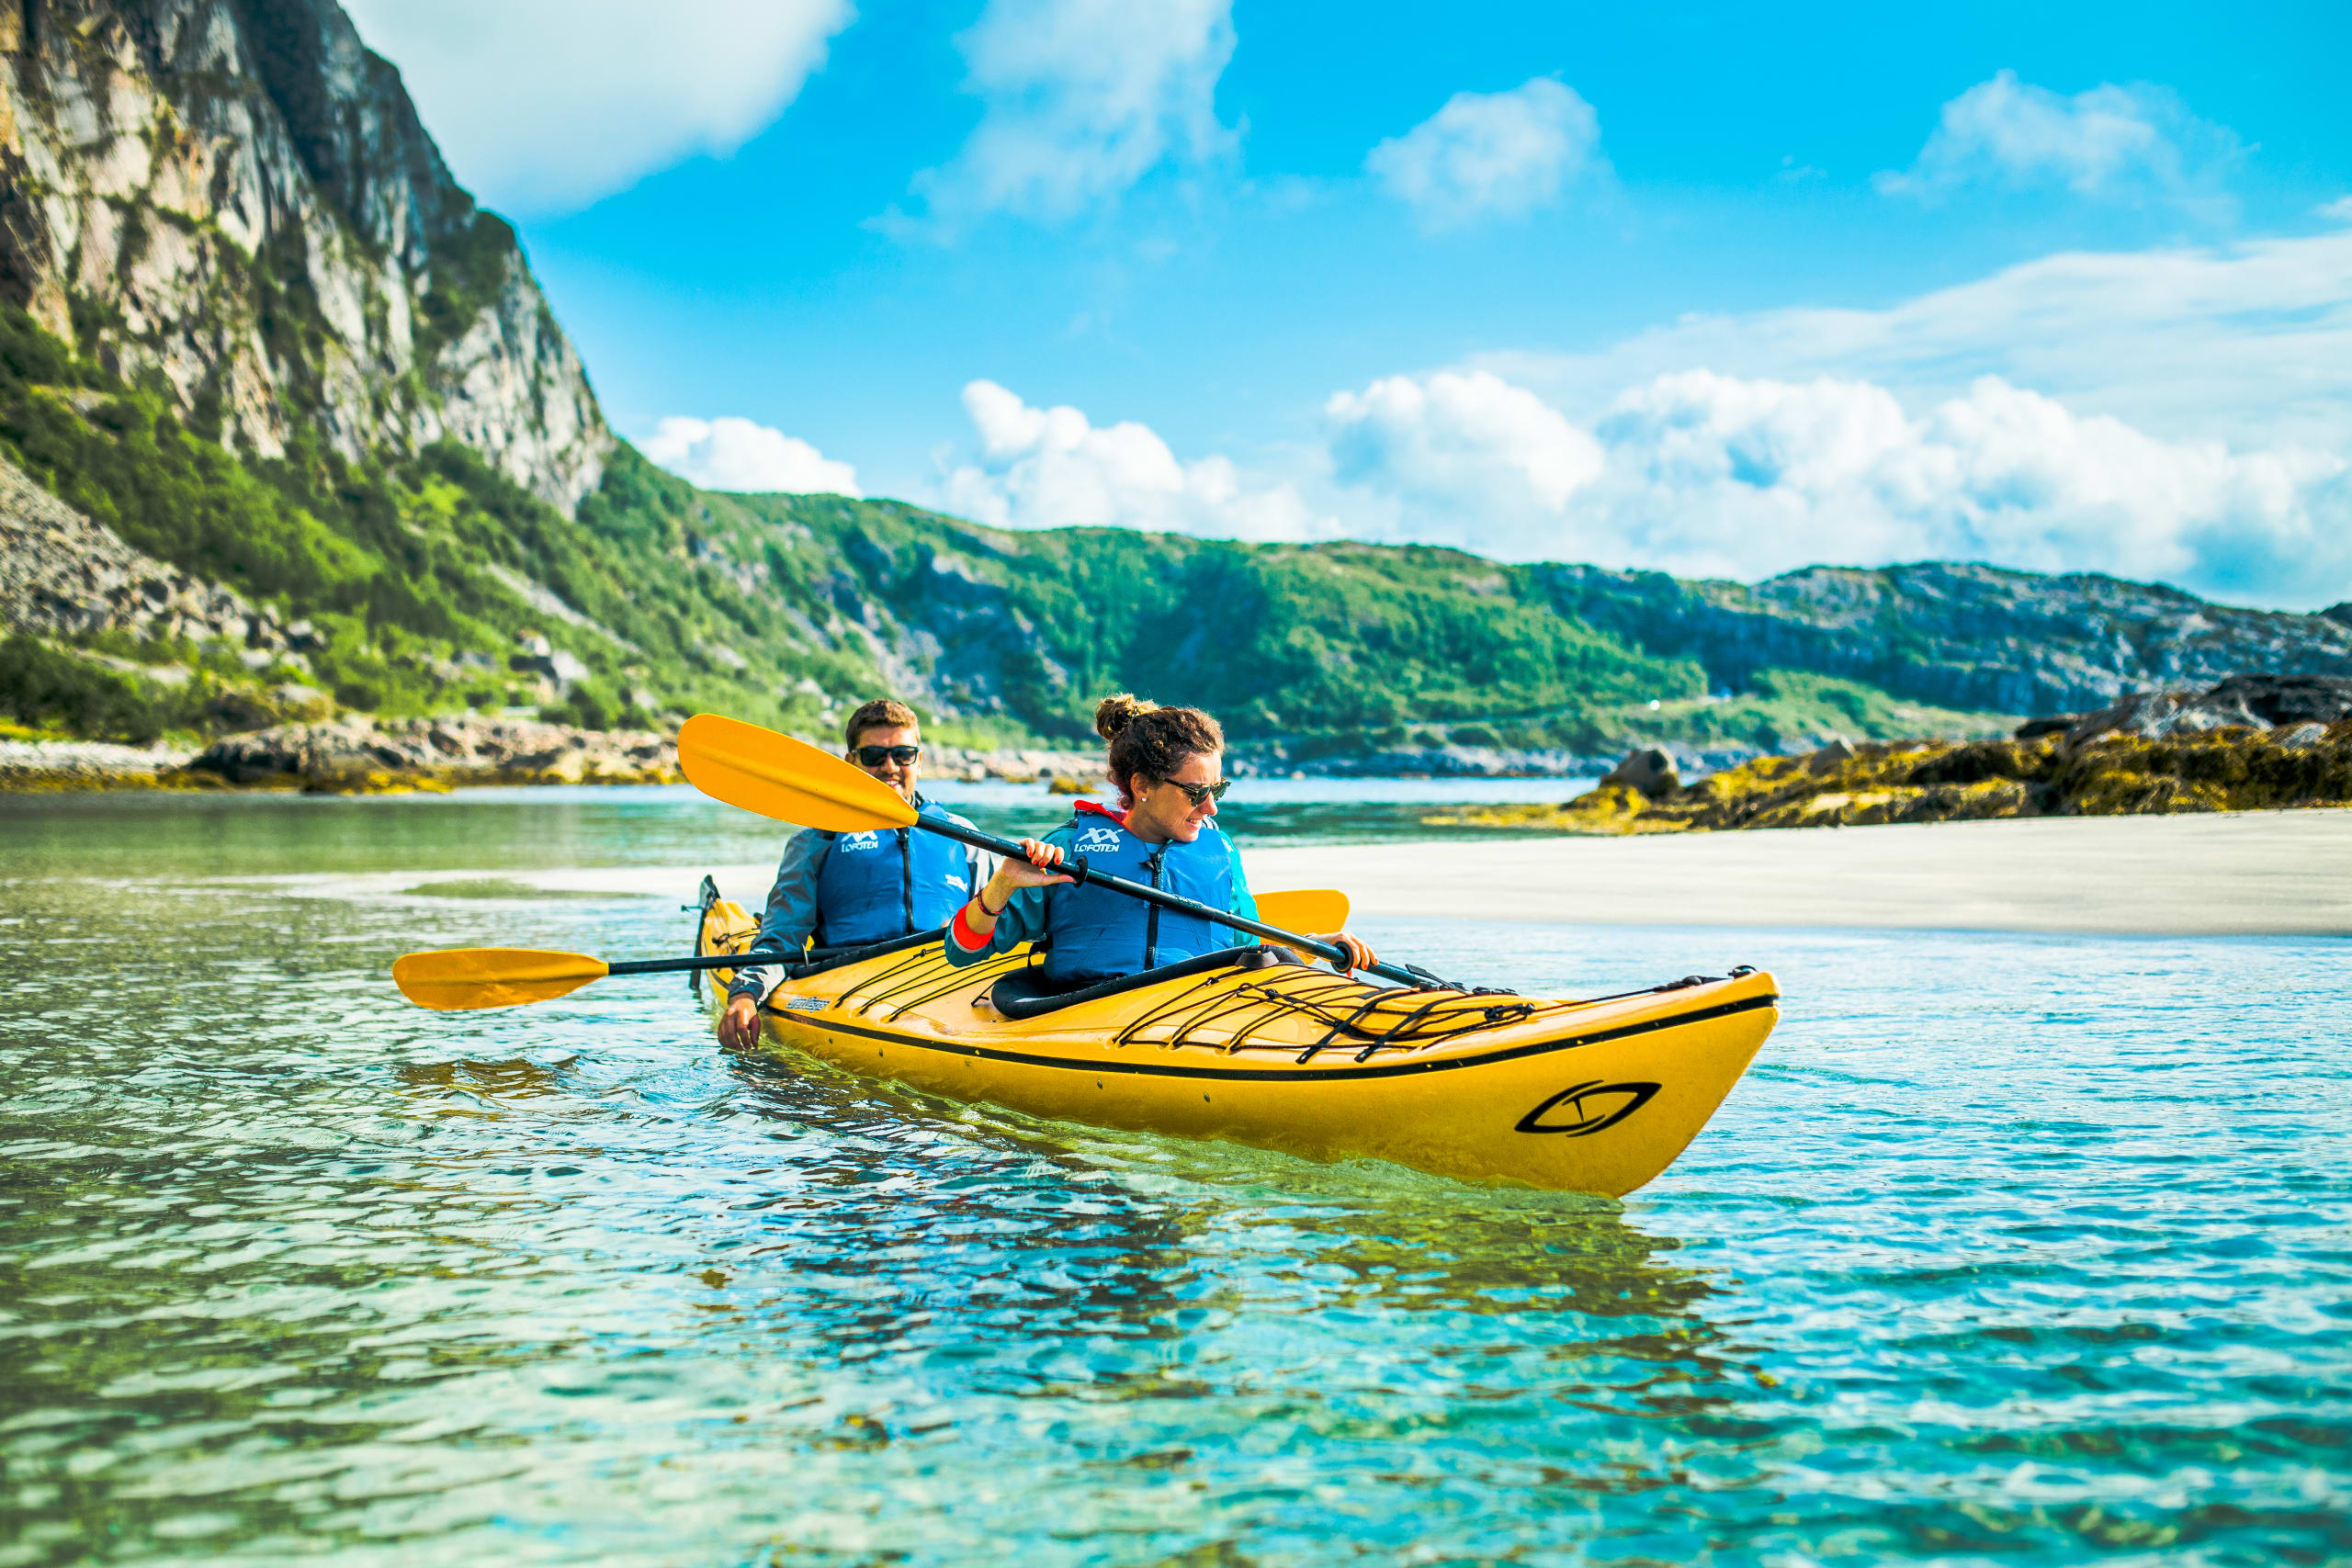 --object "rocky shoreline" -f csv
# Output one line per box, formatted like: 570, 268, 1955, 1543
0, 720, 1752, 795
1437, 675, 2352, 834
0, 714, 1108, 795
